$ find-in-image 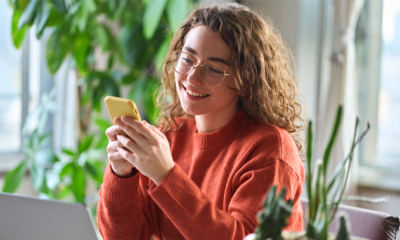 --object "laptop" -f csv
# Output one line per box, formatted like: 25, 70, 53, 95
0, 193, 100, 240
